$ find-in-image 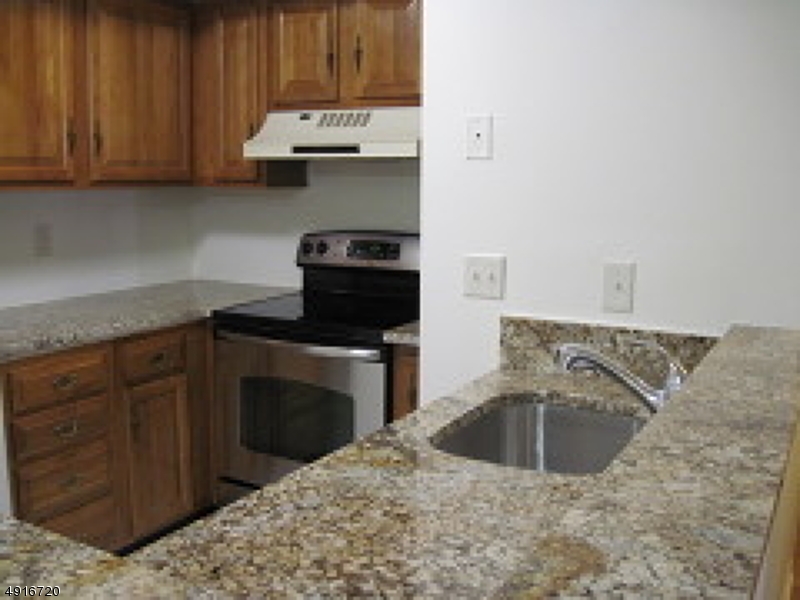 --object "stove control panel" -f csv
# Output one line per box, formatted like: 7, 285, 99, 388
297, 231, 419, 271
